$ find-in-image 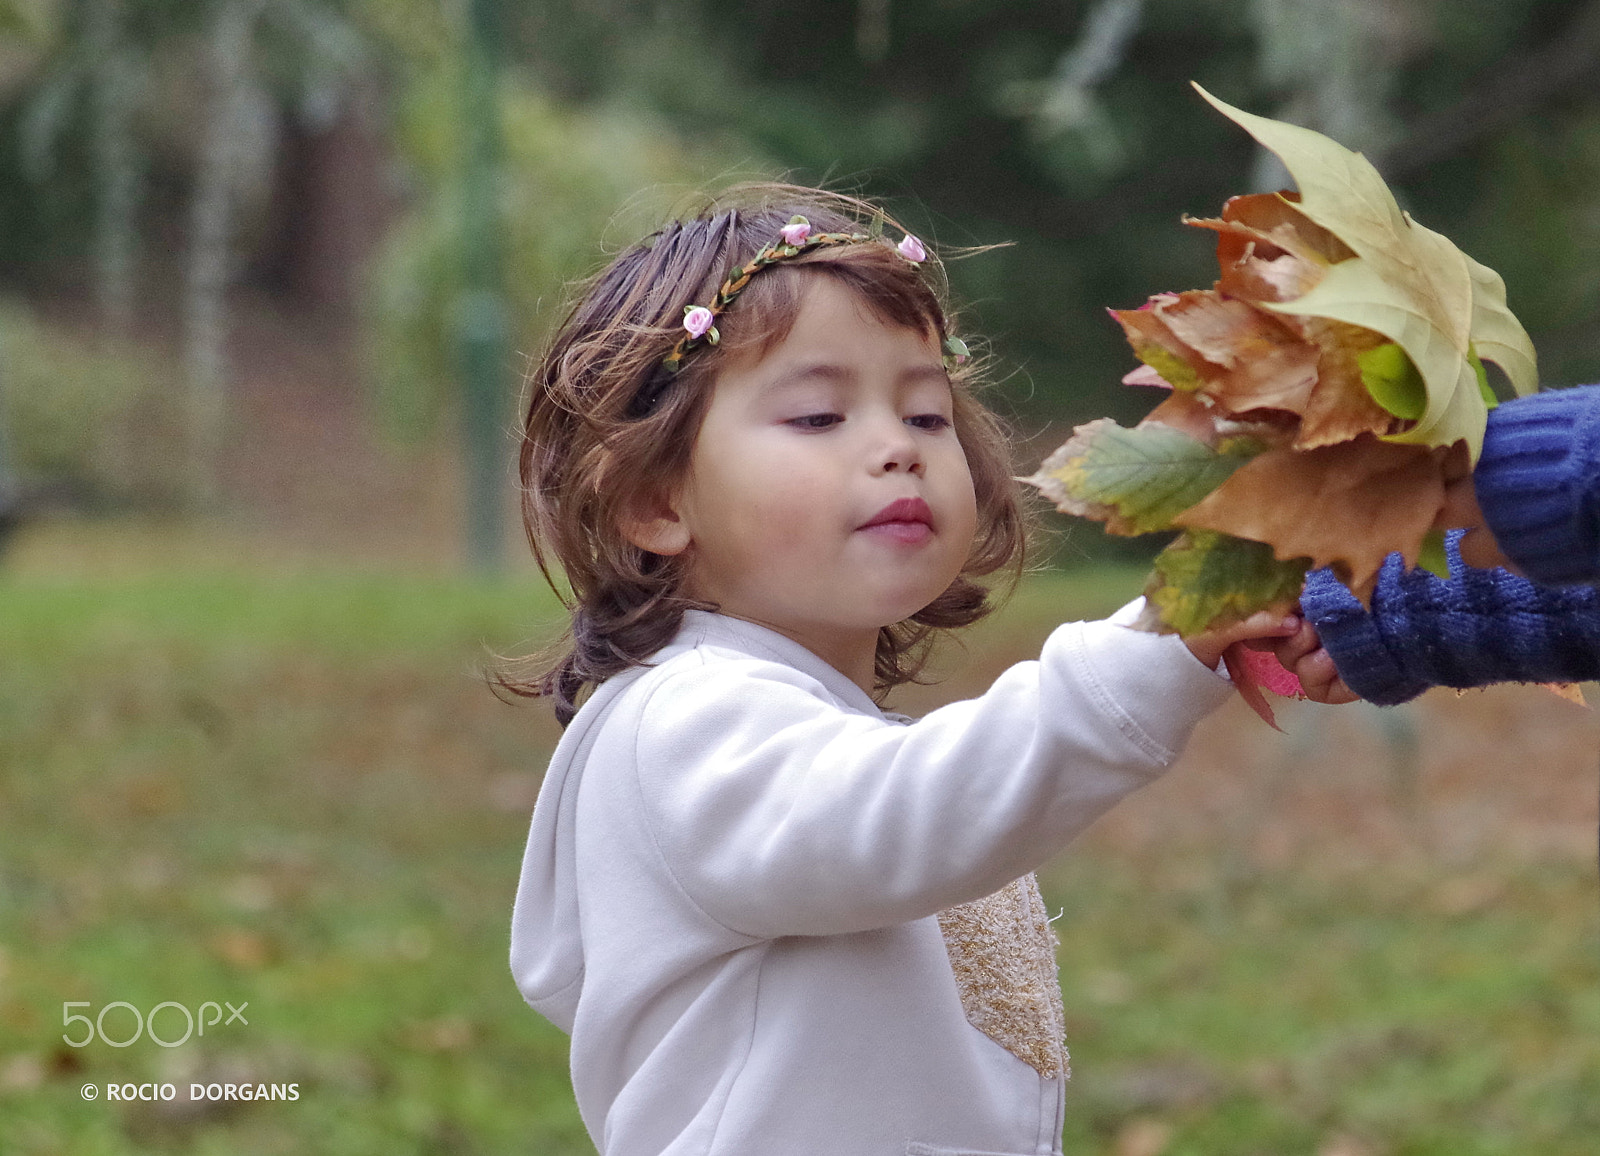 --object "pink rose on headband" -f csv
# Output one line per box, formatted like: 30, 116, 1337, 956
896, 233, 927, 263
780, 218, 812, 247
682, 306, 716, 340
